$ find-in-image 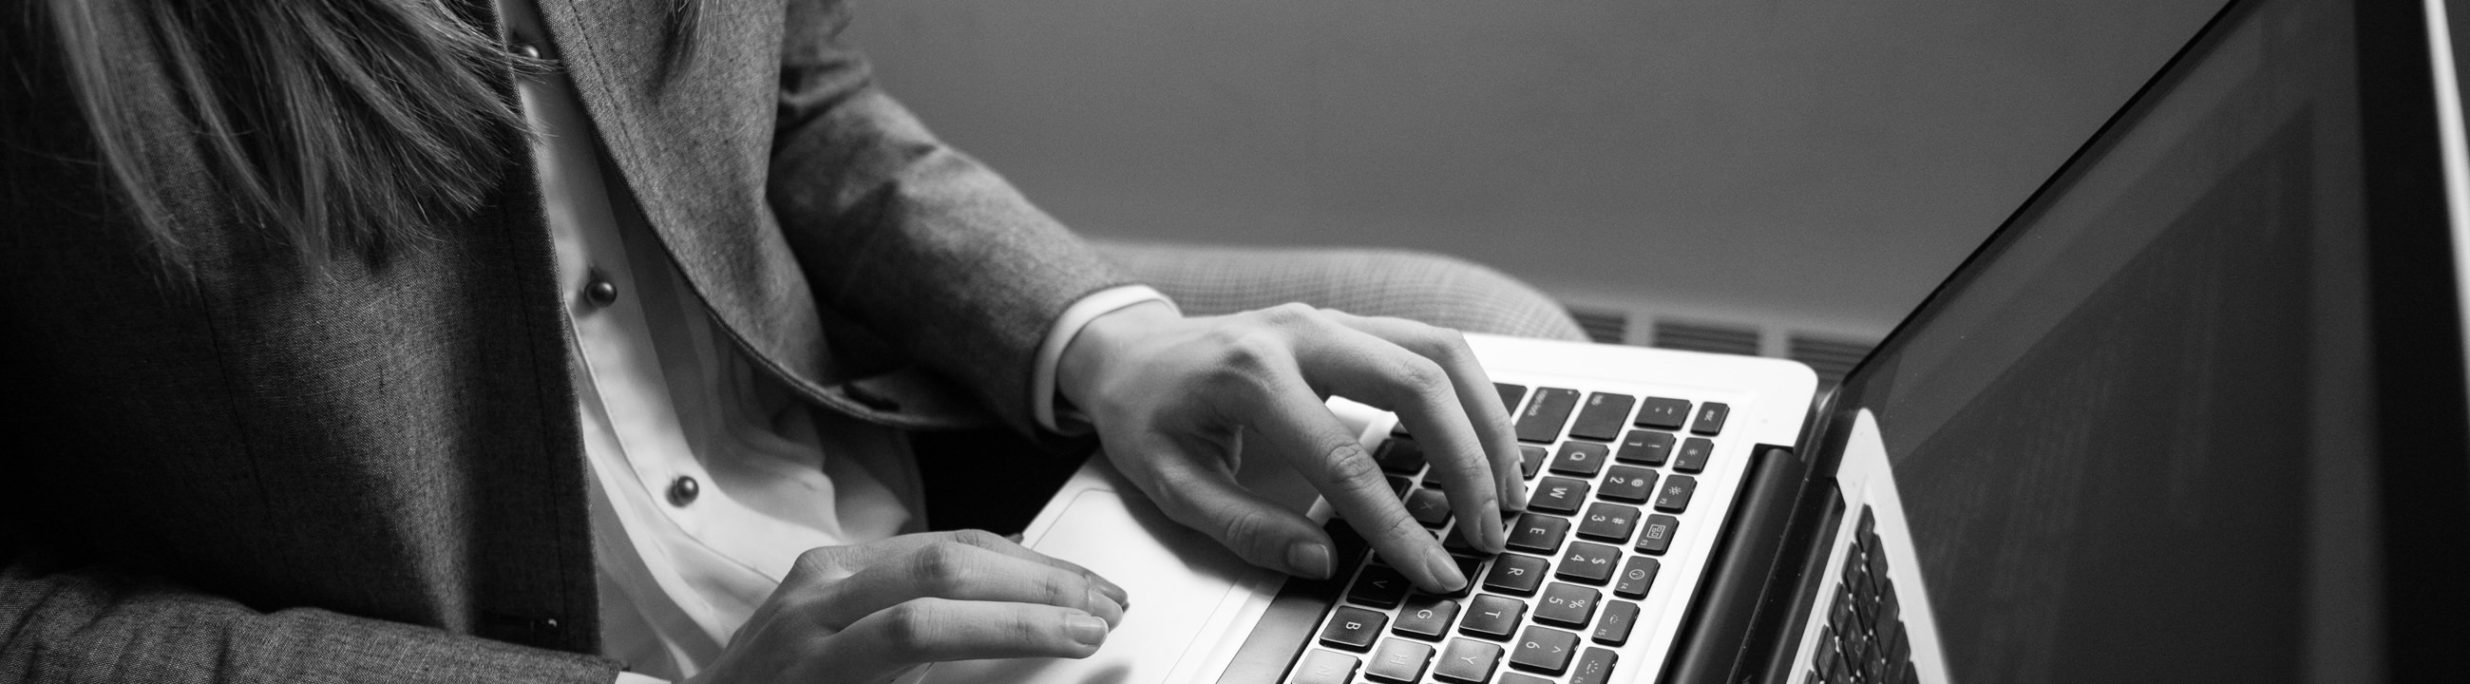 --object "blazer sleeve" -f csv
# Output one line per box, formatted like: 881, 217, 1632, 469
765, 0, 1135, 437
0, 549, 622, 684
